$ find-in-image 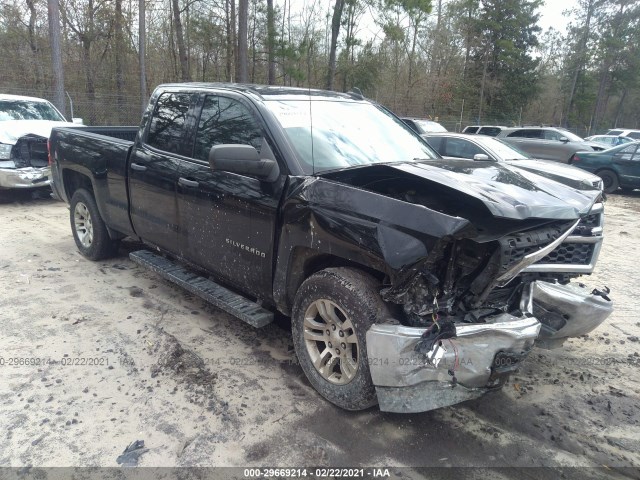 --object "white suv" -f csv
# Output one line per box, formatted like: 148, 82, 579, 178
606, 129, 640, 140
